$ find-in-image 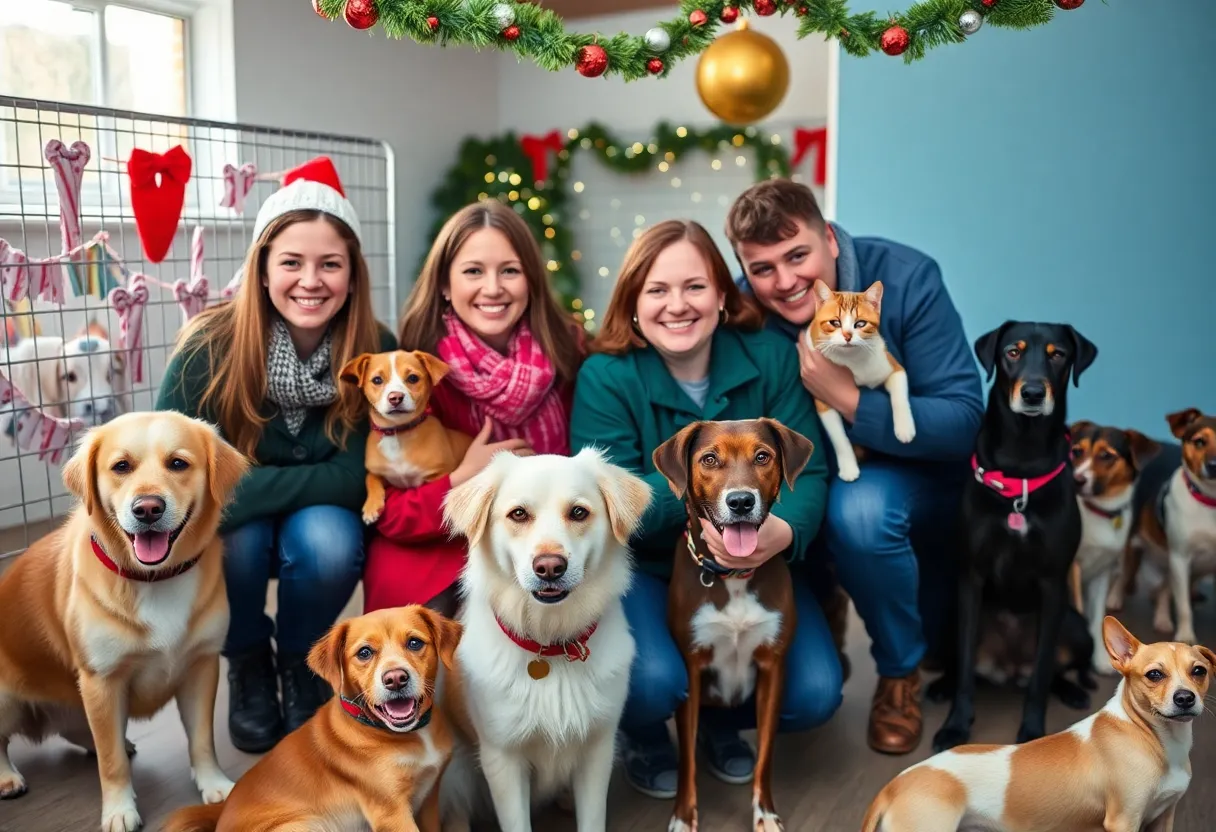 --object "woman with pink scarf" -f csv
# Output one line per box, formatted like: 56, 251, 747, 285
363, 201, 585, 614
